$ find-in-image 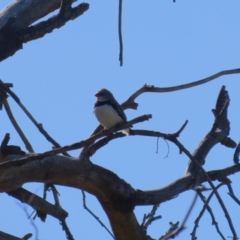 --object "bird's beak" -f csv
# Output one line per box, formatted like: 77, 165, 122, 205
95, 92, 100, 97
